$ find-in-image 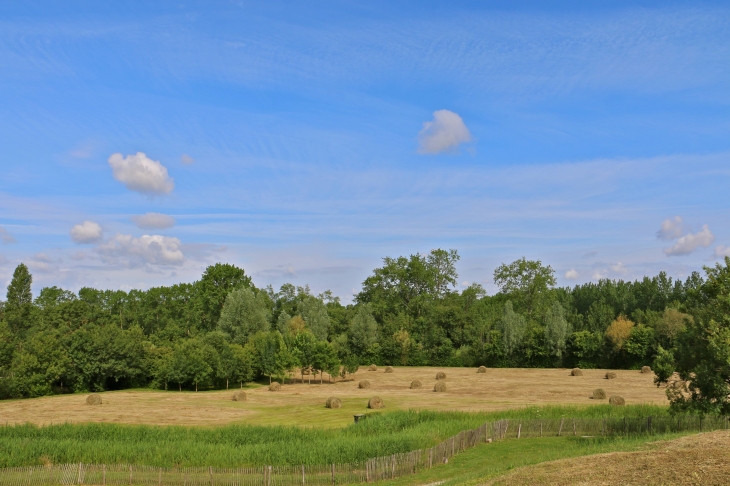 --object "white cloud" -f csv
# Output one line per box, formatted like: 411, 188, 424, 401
564, 269, 579, 279
610, 262, 629, 275
108, 152, 174, 195
417, 110, 472, 154
0, 226, 15, 244
27, 253, 58, 273
664, 224, 714, 256
181, 154, 195, 165
70, 220, 103, 244
656, 216, 684, 241
96, 233, 184, 267
131, 212, 176, 230
714, 245, 730, 258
